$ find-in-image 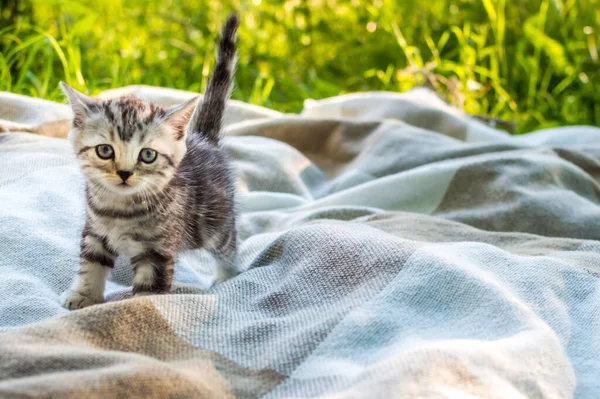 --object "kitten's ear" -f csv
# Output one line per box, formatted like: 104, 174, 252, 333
59, 82, 99, 127
163, 96, 199, 122
162, 96, 199, 139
